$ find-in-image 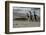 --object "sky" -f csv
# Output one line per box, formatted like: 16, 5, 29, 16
13, 7, 40, 16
